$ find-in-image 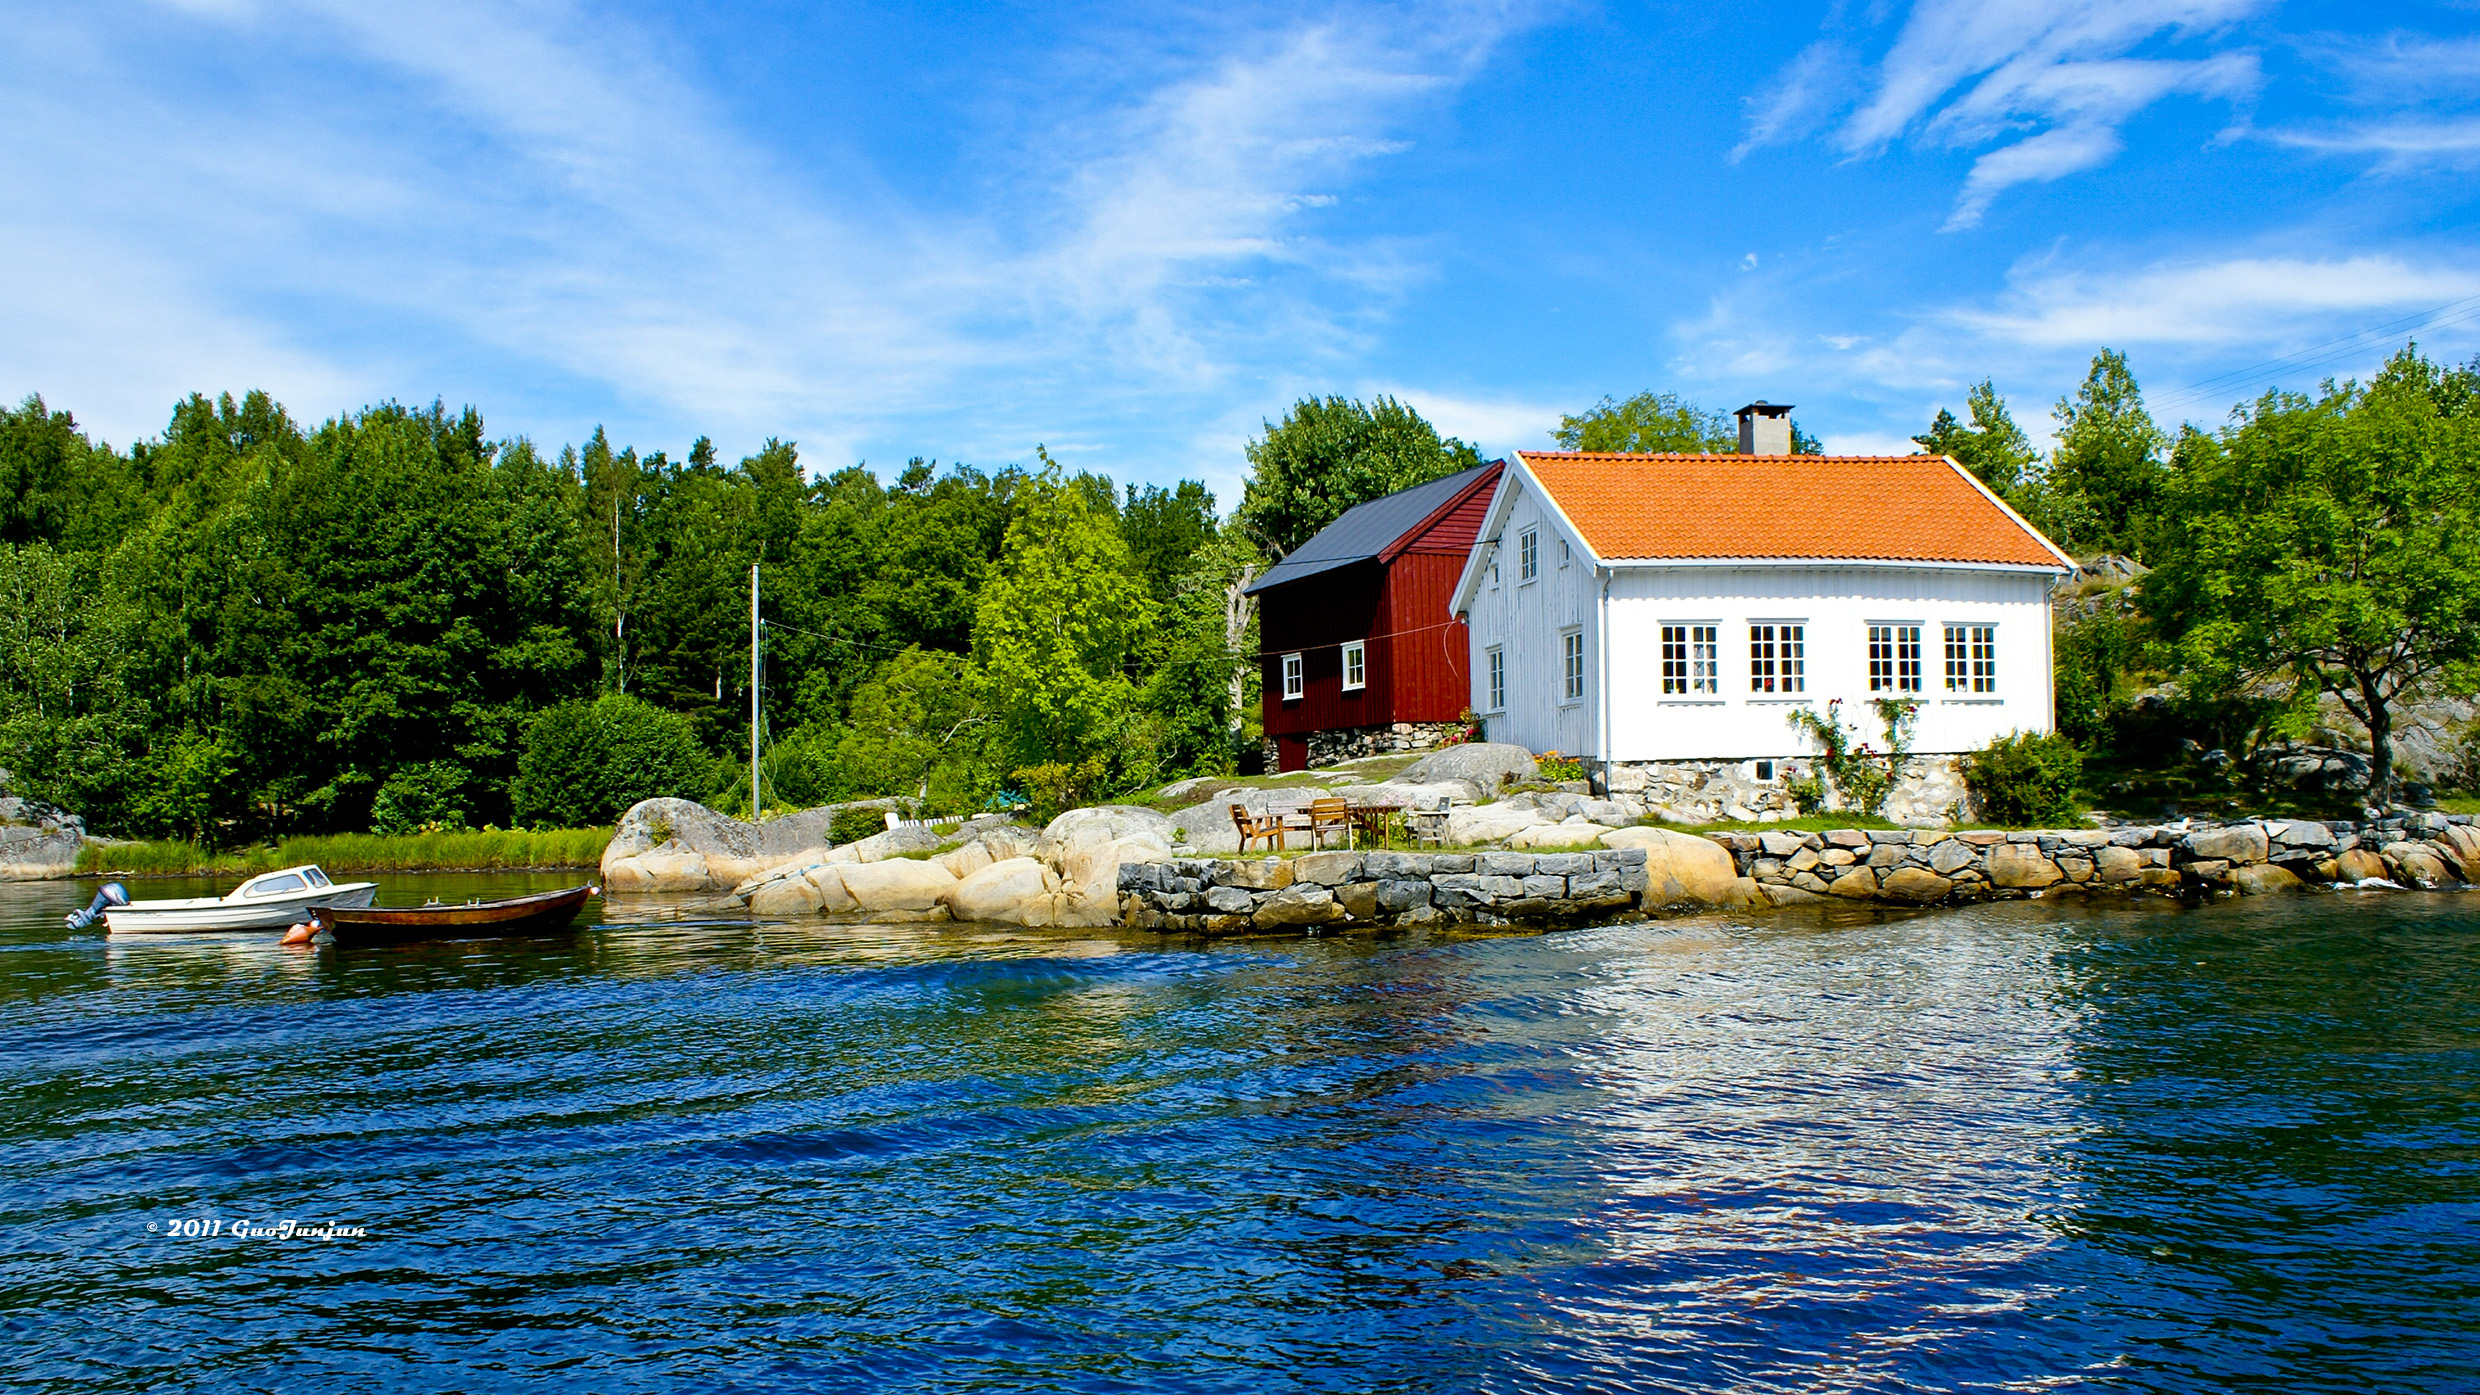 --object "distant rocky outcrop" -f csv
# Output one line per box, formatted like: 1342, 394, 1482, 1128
599, 797, 939, 893
1396, 742, 1539, 793
714, 802, 1172, 928
0, 779, 93, 881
